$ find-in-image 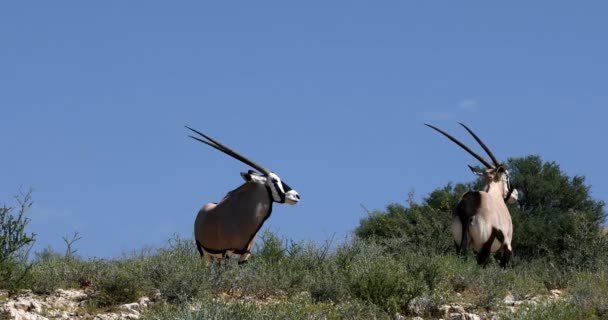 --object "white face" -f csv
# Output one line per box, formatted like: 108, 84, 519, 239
501, 169, 519, 204
267, 172, 300, 205
500, 169, 510, 195
241, 171, 300, 205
